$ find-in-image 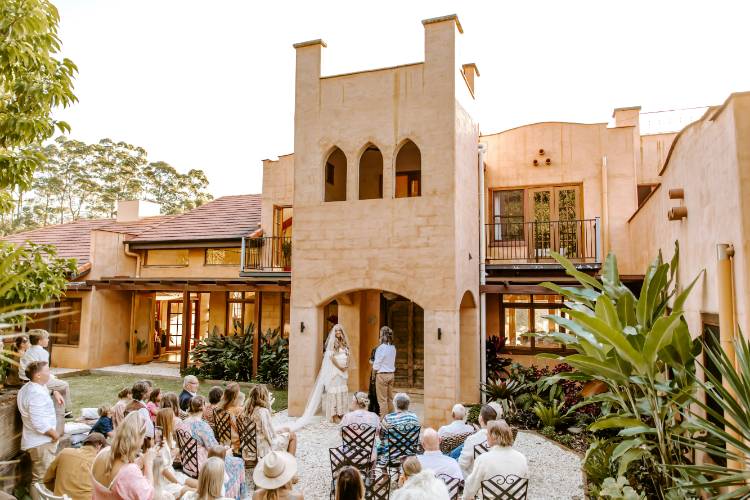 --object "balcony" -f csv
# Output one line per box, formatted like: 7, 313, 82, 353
485, 218, 601, 269
240, 236, 291, 276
